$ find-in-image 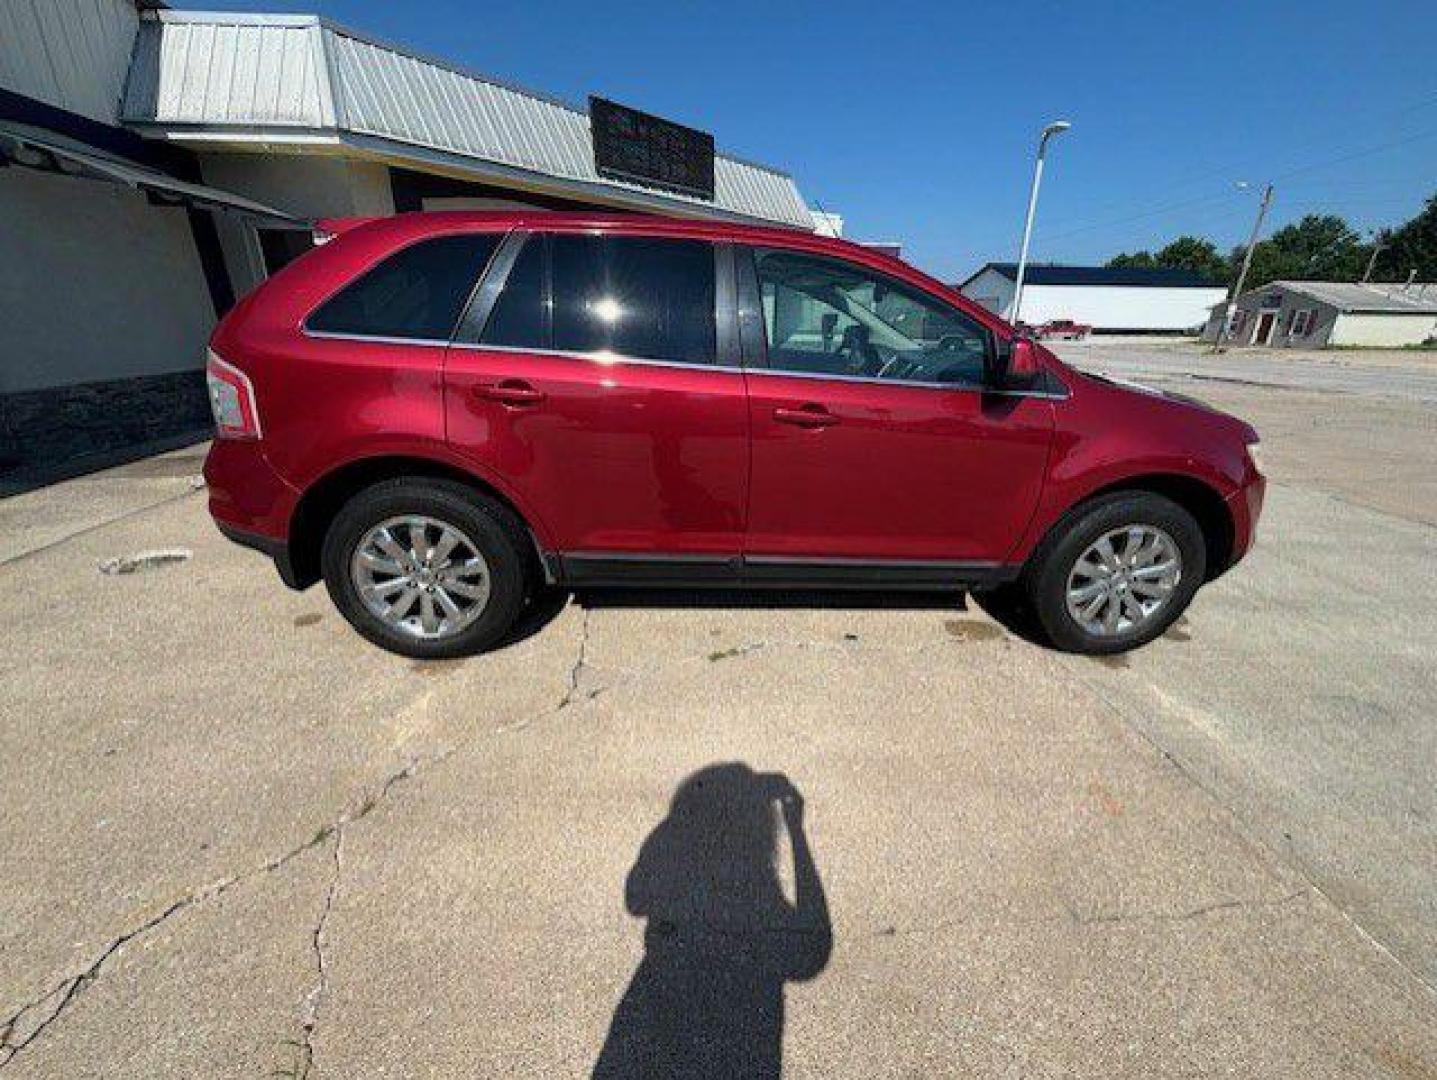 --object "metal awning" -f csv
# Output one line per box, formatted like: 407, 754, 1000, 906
0, 123, 300, 227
